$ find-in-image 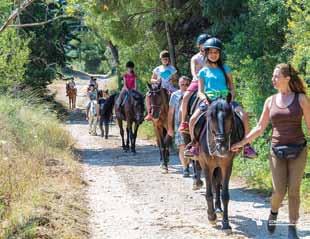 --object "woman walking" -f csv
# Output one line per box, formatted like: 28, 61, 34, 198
232, 63, 310, 239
